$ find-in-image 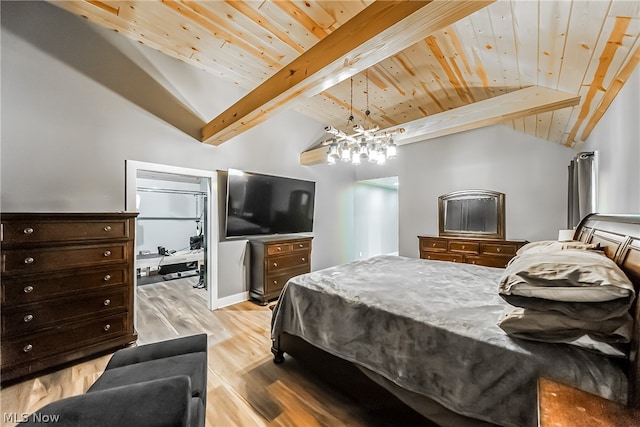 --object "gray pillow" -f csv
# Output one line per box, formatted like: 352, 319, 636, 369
498, 307, 631, 357
498, 249, 635, 320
